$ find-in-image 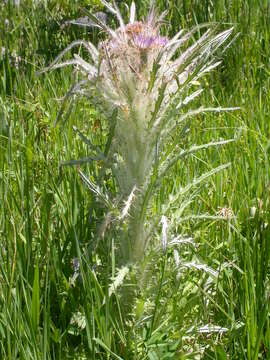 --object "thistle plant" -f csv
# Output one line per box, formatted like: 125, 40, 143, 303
43, 1, 237, 264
